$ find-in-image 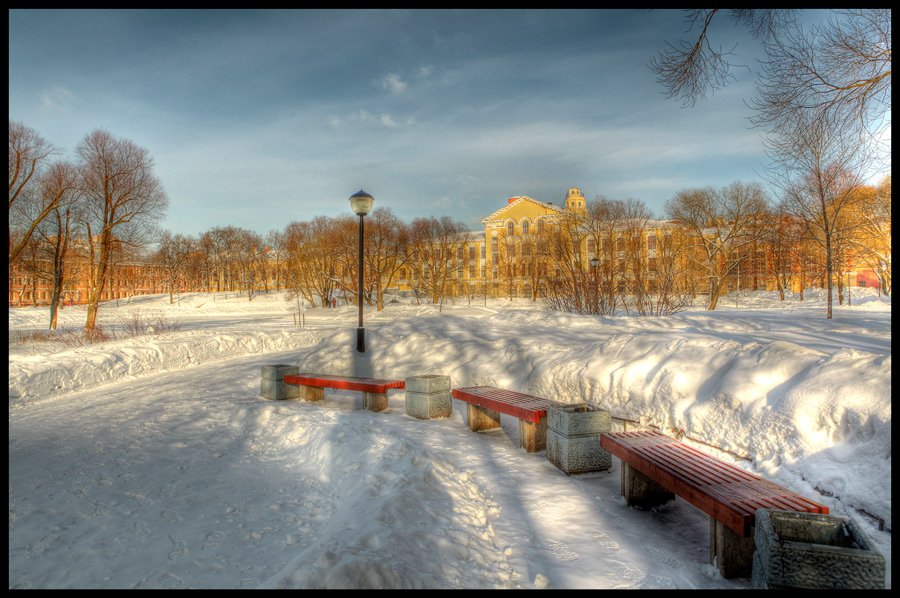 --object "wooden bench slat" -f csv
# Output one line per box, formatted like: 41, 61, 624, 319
643, 444, 757, 487
452, 386, 564, 423
284, 374, 405, 394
